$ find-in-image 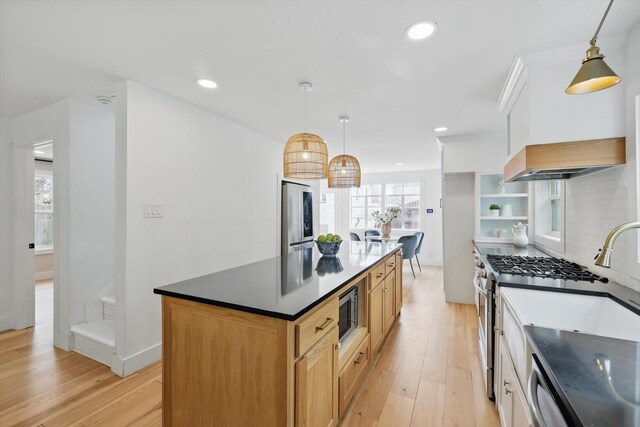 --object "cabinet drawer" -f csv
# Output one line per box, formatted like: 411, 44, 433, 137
296, 299, 339, 358
338, 334, 370, 417
502, 302, 526, 387
385, 256, 396, 277
368, 262, 386, 290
